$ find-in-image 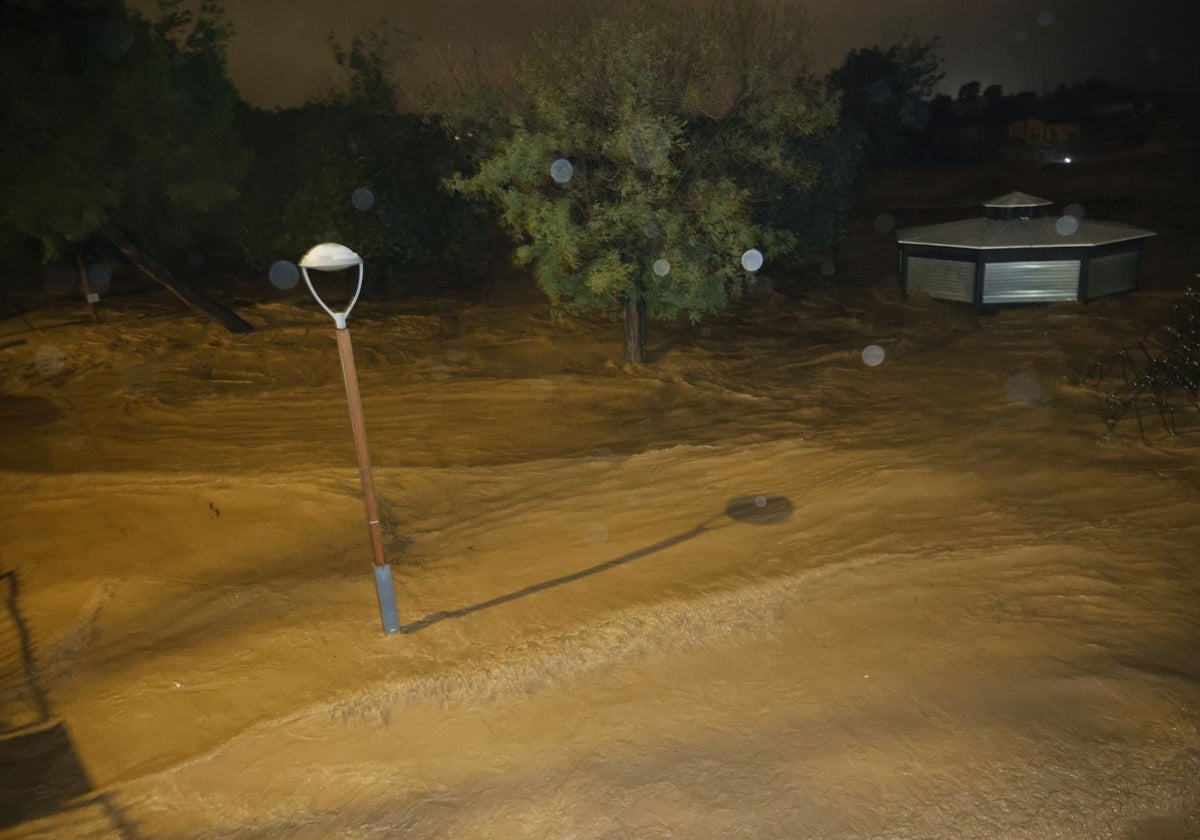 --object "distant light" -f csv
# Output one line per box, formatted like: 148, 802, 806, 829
741, 248, 764, 272
1063, 156, 1072, 164
550, 158, 574, 184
